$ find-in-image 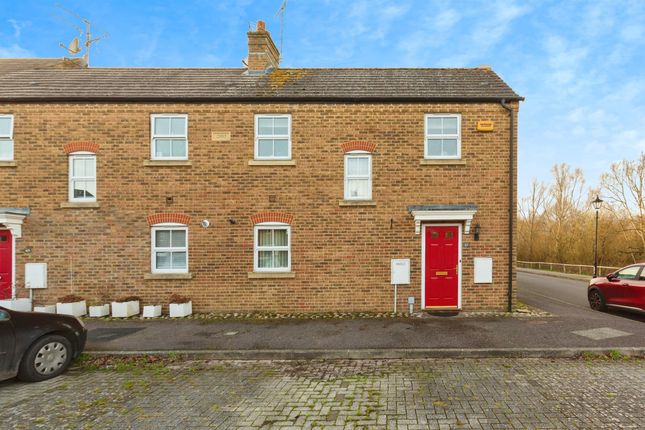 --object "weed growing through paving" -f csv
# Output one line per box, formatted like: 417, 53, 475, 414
579, 350, 640, 362
72, 353, 188, 374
